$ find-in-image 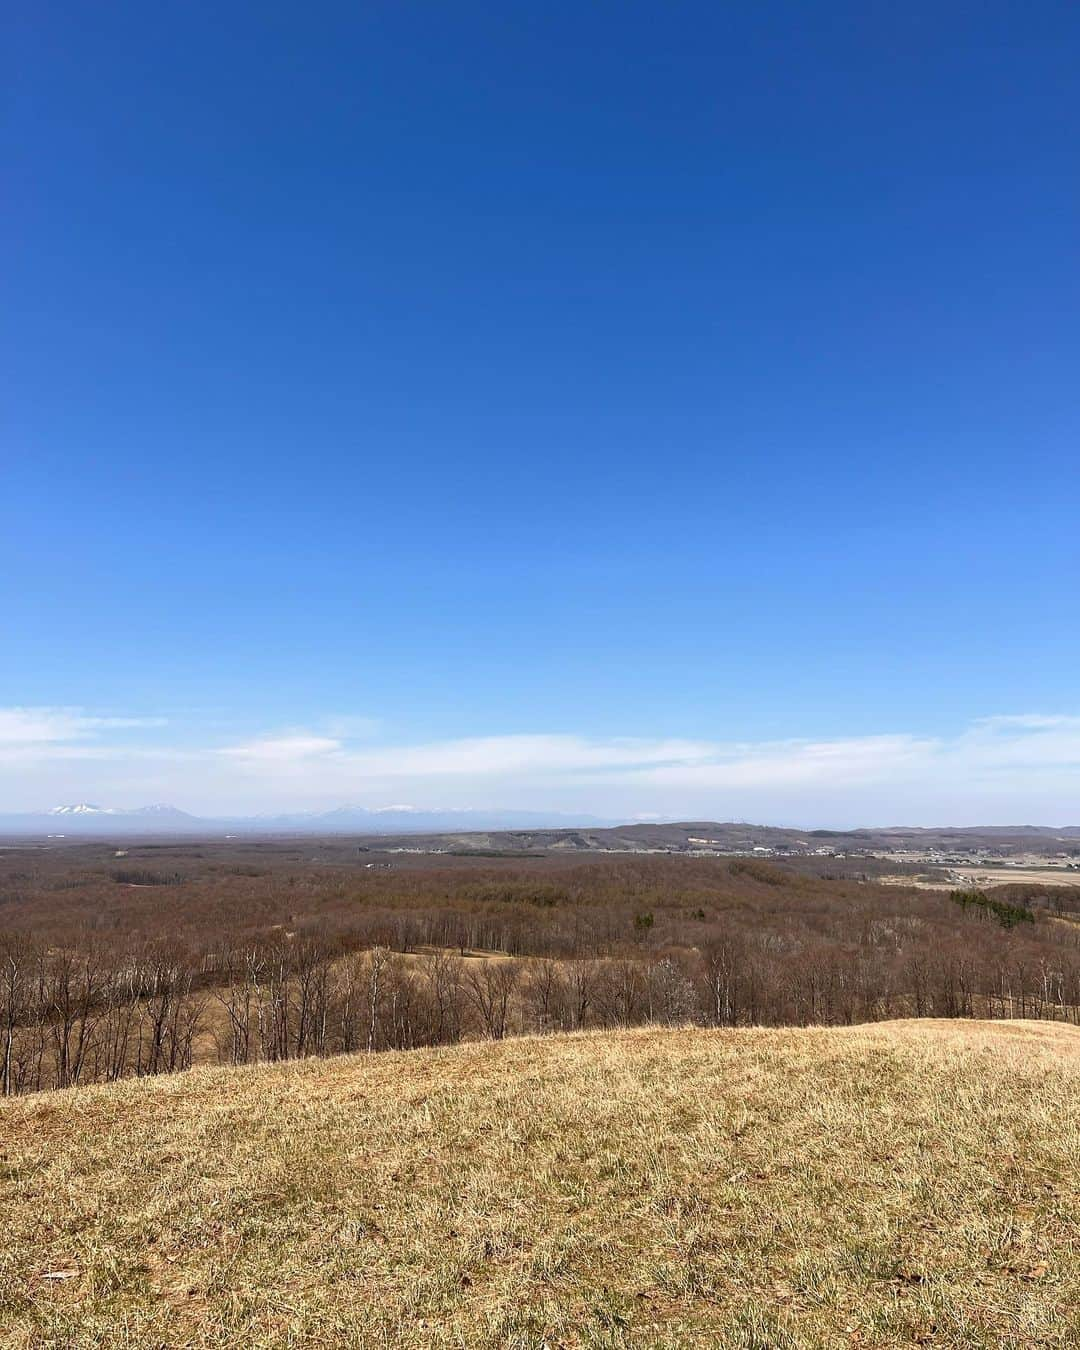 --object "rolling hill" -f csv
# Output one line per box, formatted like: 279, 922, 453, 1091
2, 1019, 1077, 1347
3, 809, 1078, 863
